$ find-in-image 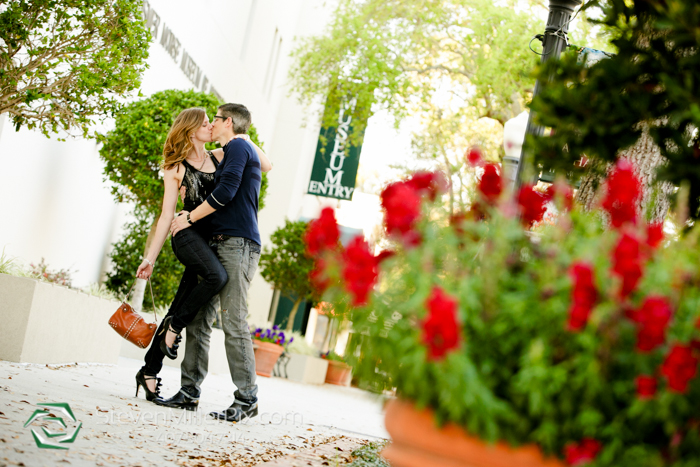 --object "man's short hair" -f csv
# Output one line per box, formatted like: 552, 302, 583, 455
218, 103, 251, 134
